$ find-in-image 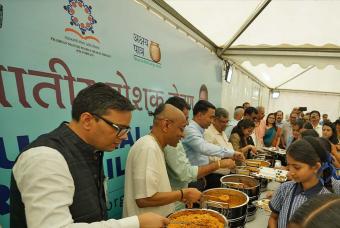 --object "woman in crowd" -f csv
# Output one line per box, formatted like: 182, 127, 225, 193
288, 194, 340, 228
322, 121, 338, 145
268, 137, 334, 228
229, 119, 256, 158
263, 113, 281, 147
